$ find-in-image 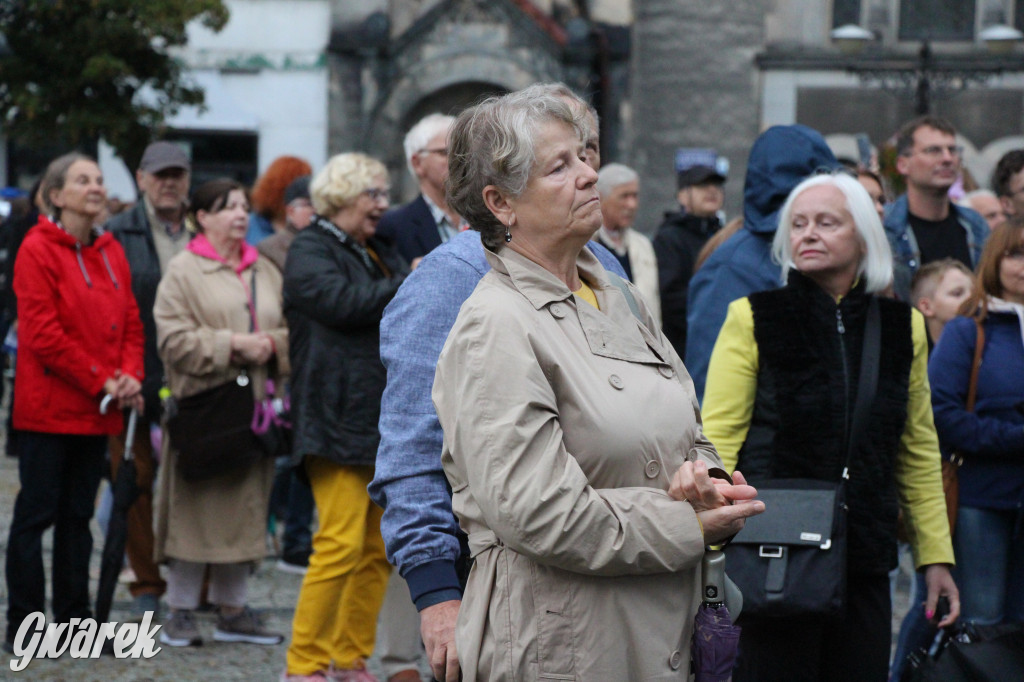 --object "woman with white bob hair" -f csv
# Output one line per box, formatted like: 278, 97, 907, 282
701, 172, 960, 681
